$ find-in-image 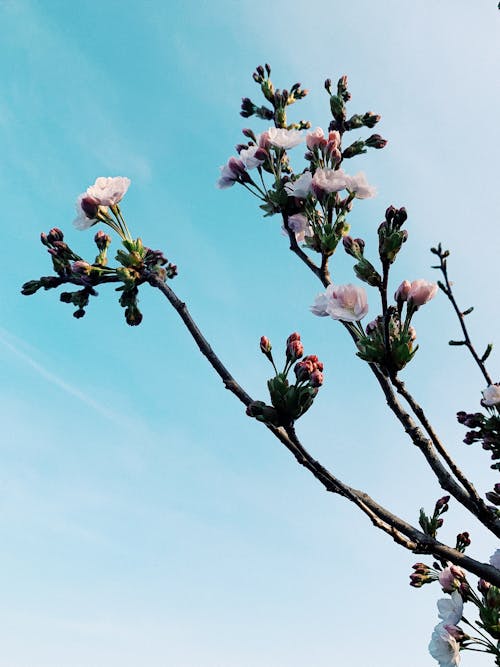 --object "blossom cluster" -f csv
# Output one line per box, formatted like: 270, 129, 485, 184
247, 333, 324, 426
